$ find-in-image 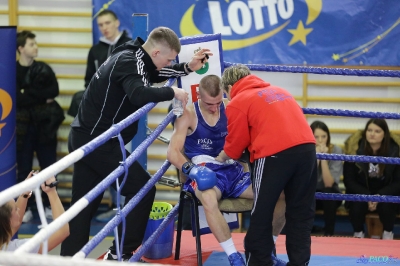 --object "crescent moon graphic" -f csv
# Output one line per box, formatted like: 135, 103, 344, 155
180, 4, 290, 51
305, 0, 322, 25
0, 89, 12, 121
